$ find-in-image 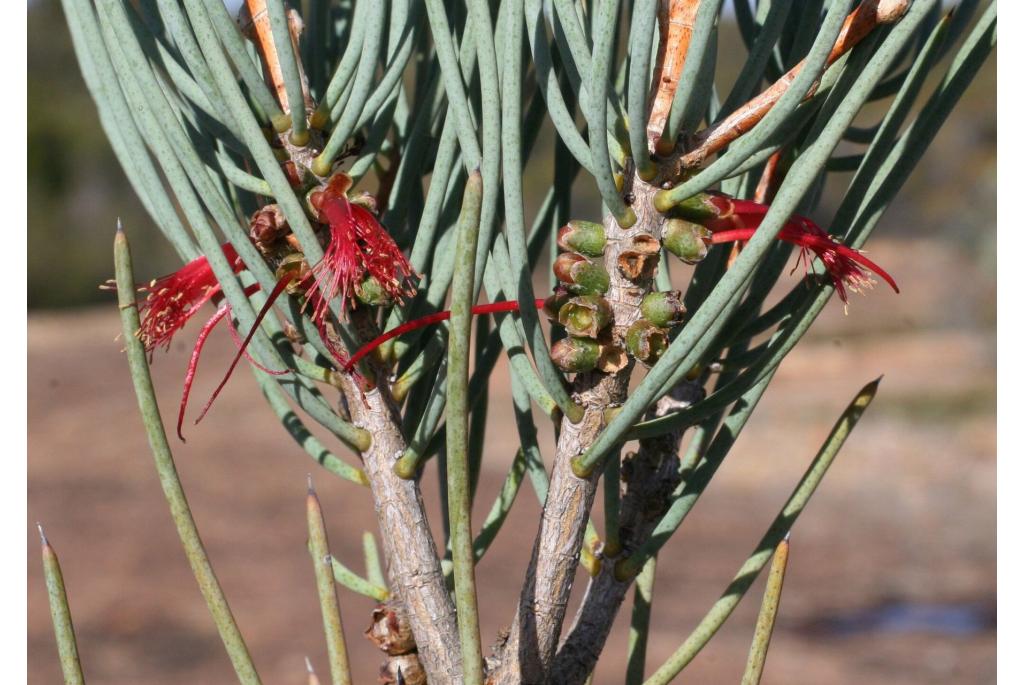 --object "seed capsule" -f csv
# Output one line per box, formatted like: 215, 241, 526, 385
662, 218, 712, 264
551, 336, 601, 373
275, 253, 311, 295
542, 288, 573, 321
640, 290, 686, 328
617, 234, 661, 282
249, 204, 289, 253
557, 220, 607, 258
553, 253, 610, 296
625, 320, 669, 365
558, 295, 612, 338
